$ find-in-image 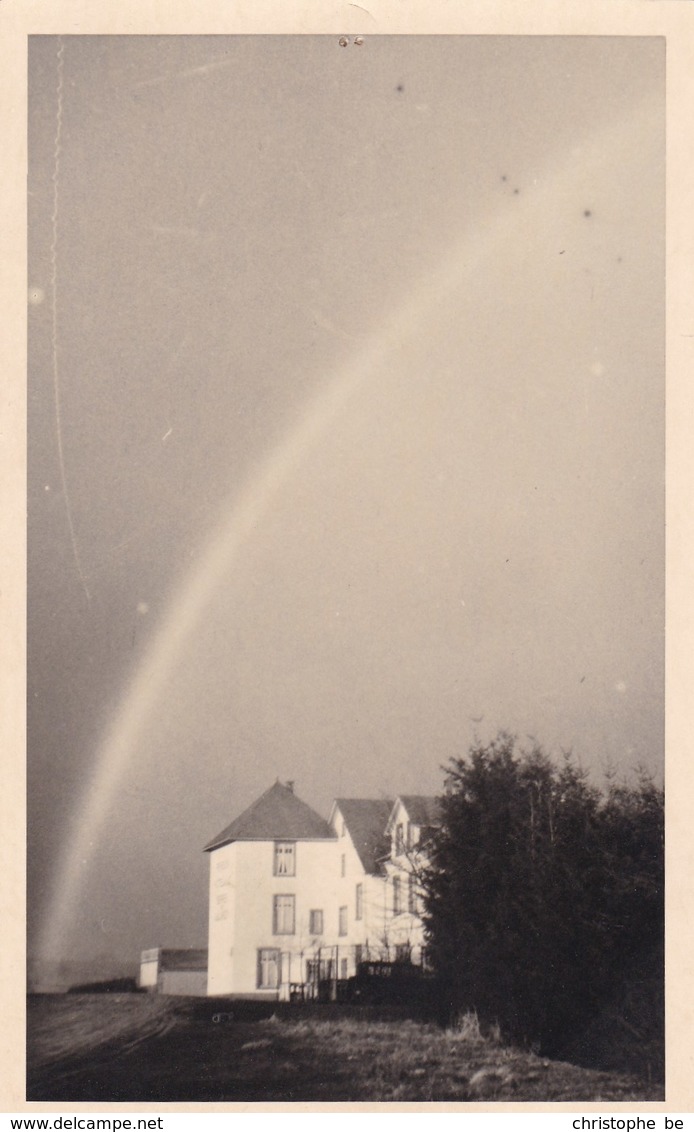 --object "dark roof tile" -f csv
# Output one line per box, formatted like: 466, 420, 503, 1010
334, 798, 394, 875
393, 795, 442, 830
204, 781, 335, 851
